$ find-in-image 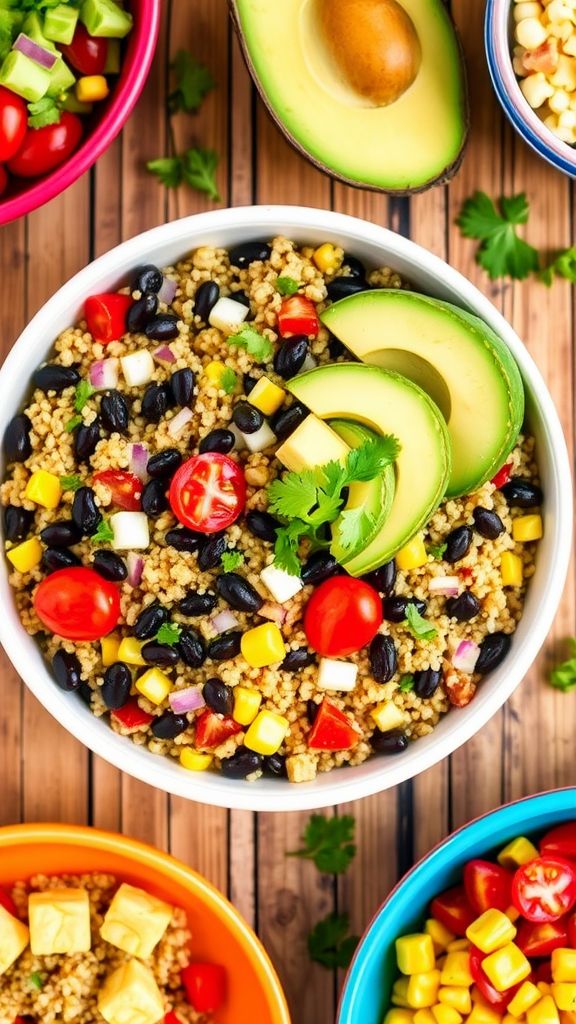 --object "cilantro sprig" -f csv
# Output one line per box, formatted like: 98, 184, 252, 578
457, 192, 539, 281
540, 246, 576, 287
227, 324, 273, 364
28, 970, 44, 991
287, 814, 356, 874
276, 276, 300, 296
64, 414, 82, 433
404, 603, 437, 641
221, 550, 244, 572
168, 51, 215, 114
155, 622, 182, 646
147, 147, 221, 201
60, 474, 83, 492
549, 639, 576, 692
74, 380, 95, 413
220, 366, 237, 395
90, 519, 114, 544
398, 674, 415, 693
308, 912, 360, 970
426, 542, 447, 560
28, 96, 61, 129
